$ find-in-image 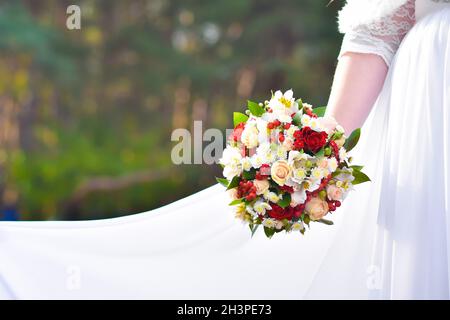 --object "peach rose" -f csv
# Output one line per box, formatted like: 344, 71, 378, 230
326, 185, 343, 201
305, 196, 329, 221
271, 160, 292, 186
254, 179, 270, 195
227, 188, 239, 200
